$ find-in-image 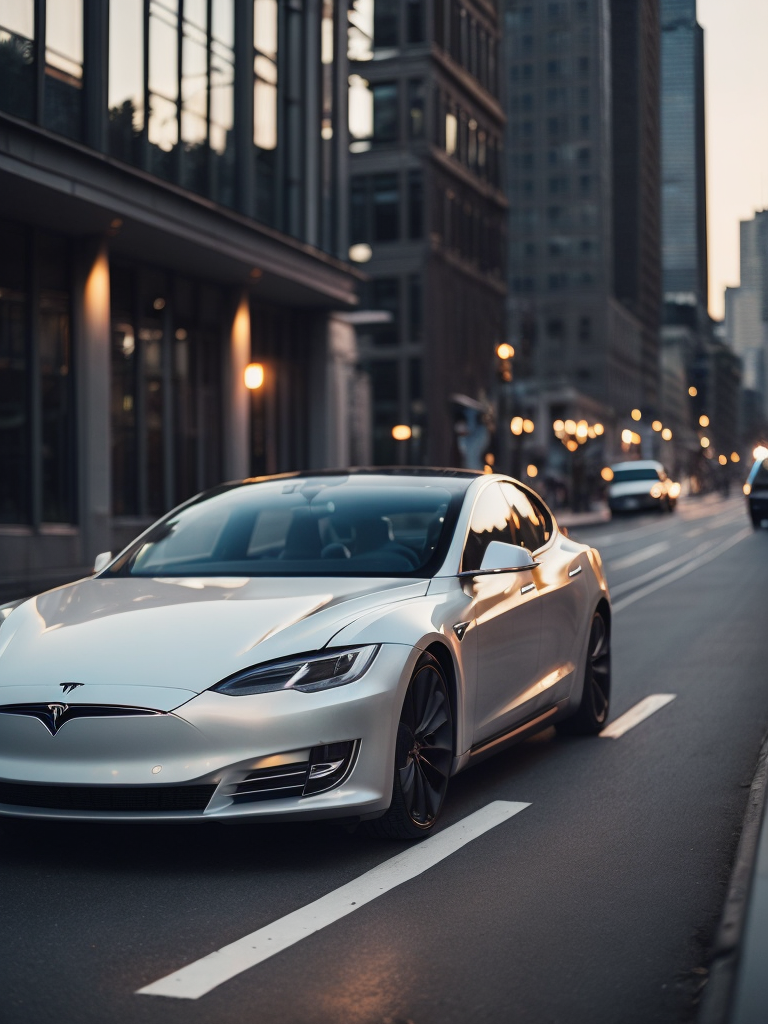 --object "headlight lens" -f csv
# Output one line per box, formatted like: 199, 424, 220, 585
212, 645, 380, 696
650, 483, 663, 498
